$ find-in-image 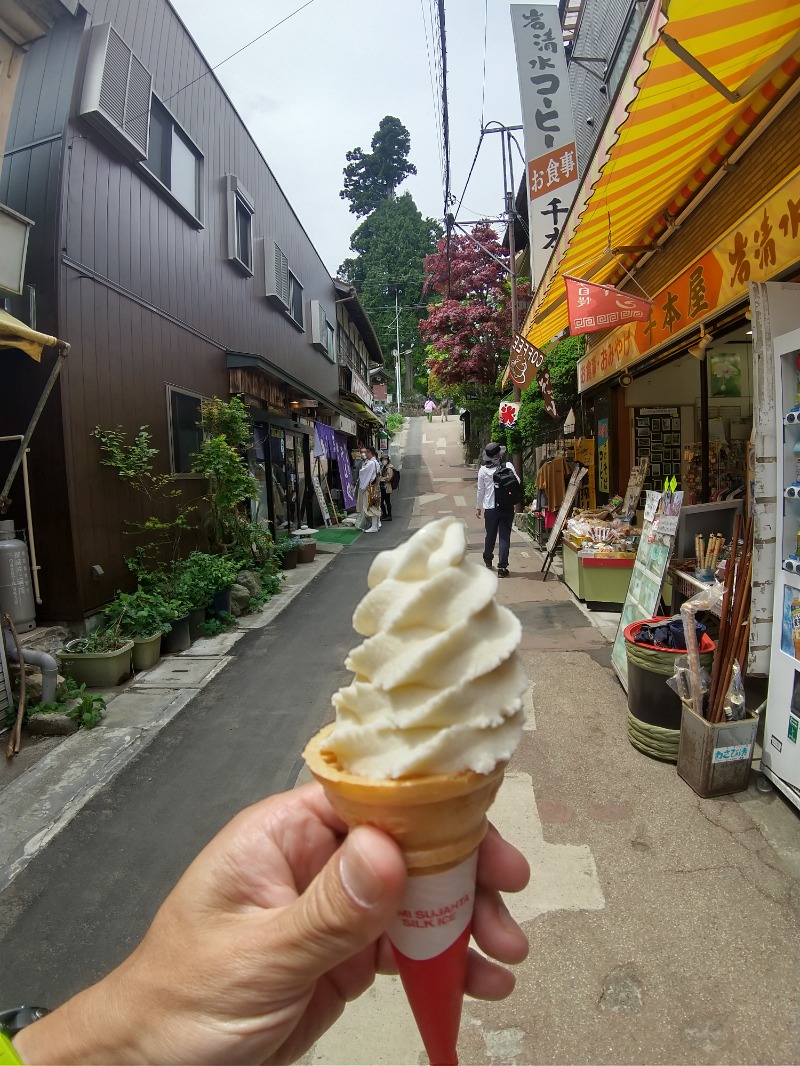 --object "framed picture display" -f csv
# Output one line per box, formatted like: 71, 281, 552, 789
634, 408, 681, 492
